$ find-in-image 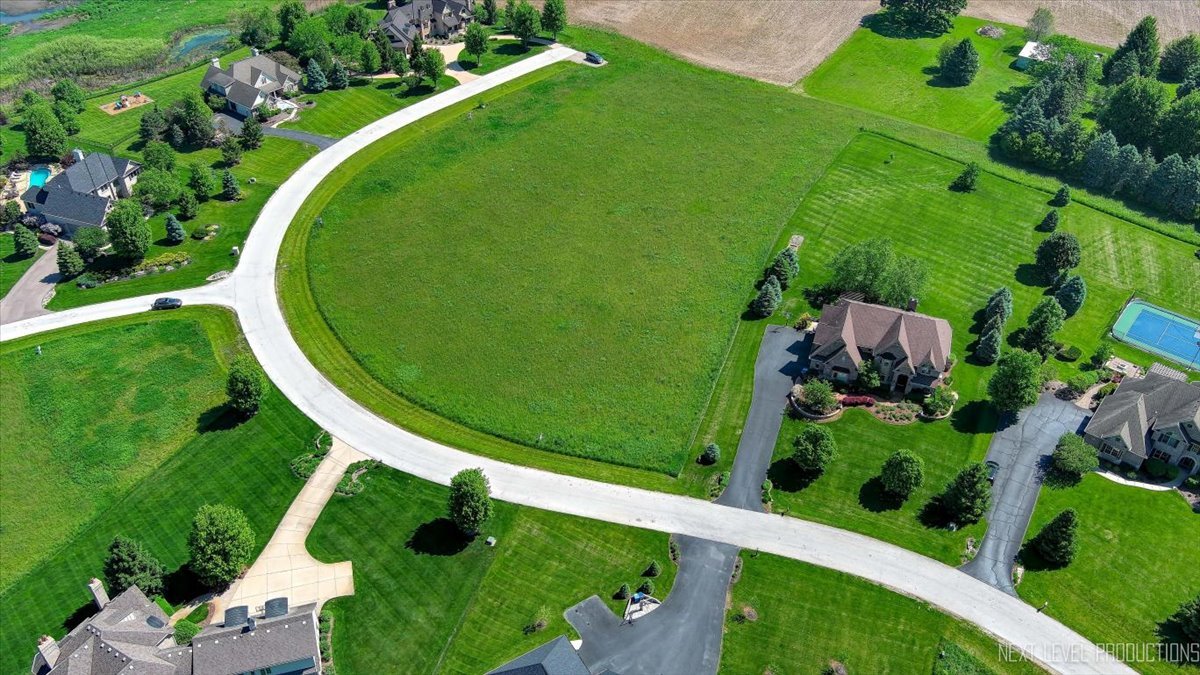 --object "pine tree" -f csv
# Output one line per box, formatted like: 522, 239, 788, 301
13, 226, 38, 258
949, 162, 980, 192
976, 326, 1002, 365
1106, 51, 1140, 85
328, 60, 350, 90
1024, 297, 1066, 355
1030, 508, 1079, 566
1050, 184, 1070, 207
56, 243, 85, 277
221, 169, 242, 201
985, 286, 1013, 324
767, 248, 800, 289
240, 115, 264, 149
304, 59, 328, 92
1054, 275, 1087, 316
104, 535, 165, 597
165, 214, 186, 244
941, 463, 991, 524
1145, 153, 1187, 214
177, 190, 199, 220
942, 39, 980, 86
483, 0, 498, 24
1081, 131, 1121, 192
748, 276, 782, 318
1160, 35, 1200, 82
1157, 93, 1200, 159
1104, 15, 1160, 82
1039, 209, 1060, 231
